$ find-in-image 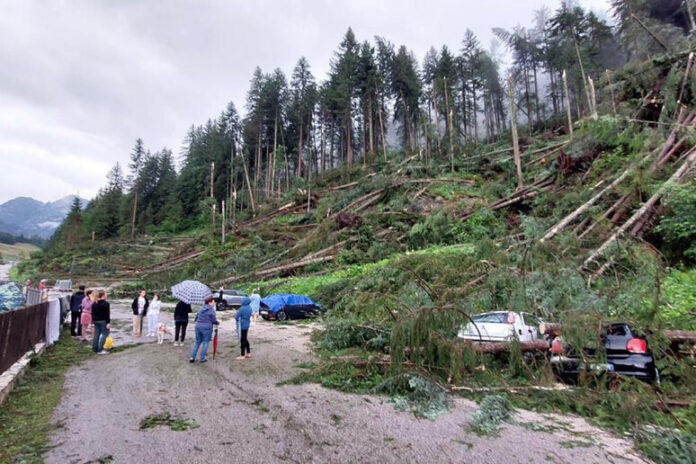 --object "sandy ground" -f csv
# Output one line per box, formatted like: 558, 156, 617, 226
45, 302, 647, 464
